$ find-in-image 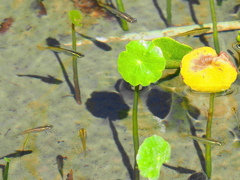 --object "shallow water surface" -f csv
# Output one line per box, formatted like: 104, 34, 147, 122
0, 0, 240, 179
